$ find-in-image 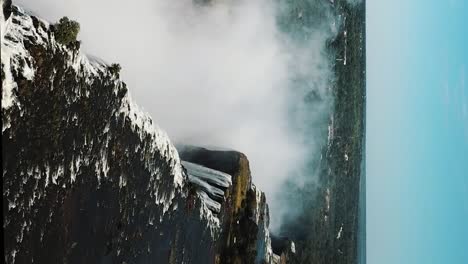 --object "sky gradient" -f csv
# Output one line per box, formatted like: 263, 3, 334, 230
367, 0, 468, 263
